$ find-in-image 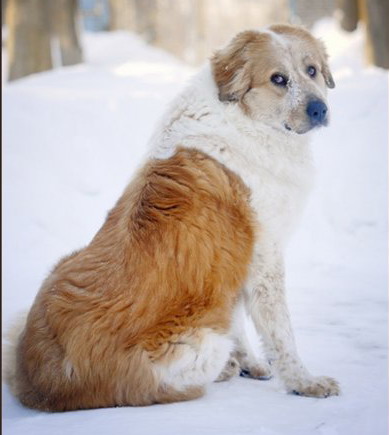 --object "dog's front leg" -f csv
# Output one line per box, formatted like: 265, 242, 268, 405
245, 246, 340, 398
